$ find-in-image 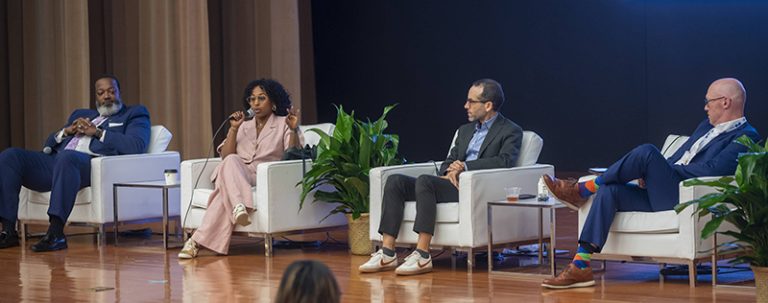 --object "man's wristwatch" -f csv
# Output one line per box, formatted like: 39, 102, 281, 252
94, 128, 104, 139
